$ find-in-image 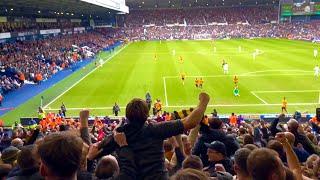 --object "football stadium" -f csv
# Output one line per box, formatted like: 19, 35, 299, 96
0, 0, 320, 179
